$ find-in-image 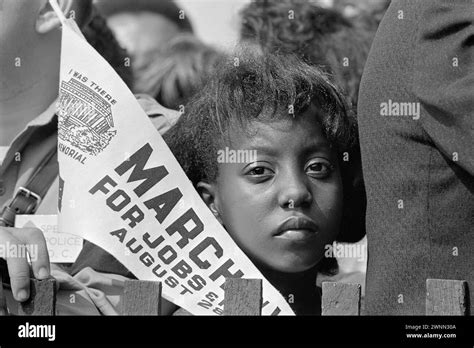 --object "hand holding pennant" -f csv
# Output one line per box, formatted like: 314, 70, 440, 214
49, 0, 294, 315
